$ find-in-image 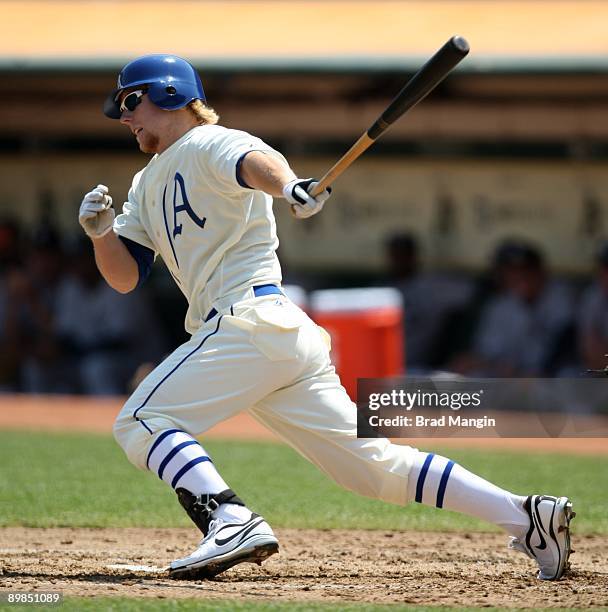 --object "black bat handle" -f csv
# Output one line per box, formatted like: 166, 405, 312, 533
367, 36, 469, 140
